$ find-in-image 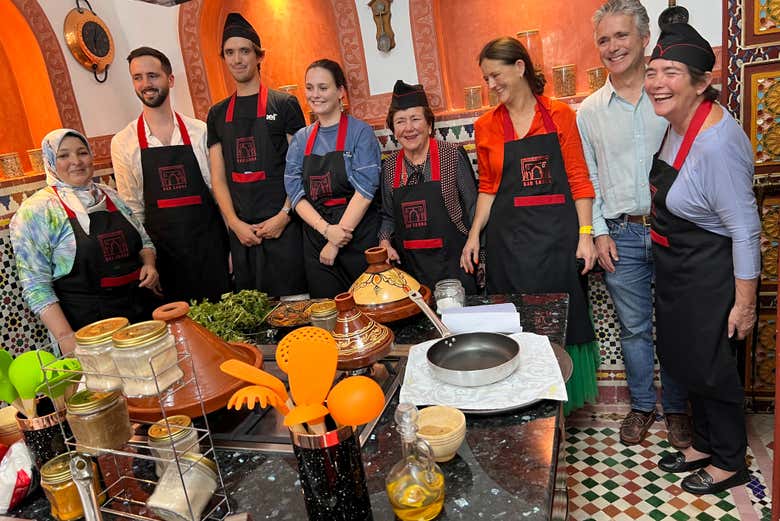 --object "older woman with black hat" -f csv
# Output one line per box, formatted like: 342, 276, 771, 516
379, 80, 478, 293
646, 18, 760, 494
